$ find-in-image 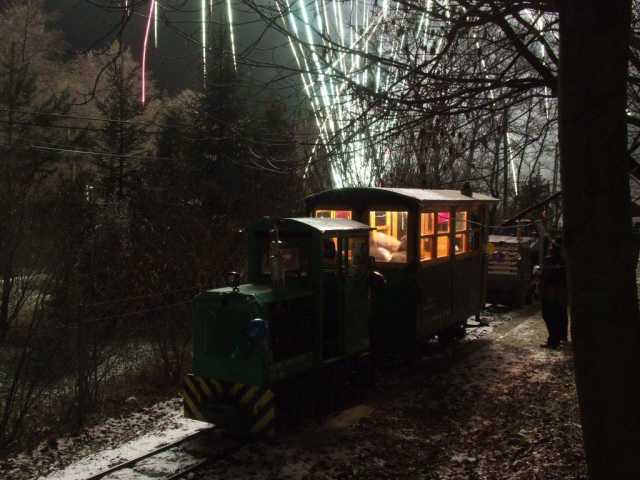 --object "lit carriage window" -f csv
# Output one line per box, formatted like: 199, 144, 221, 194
436, 210, 450, 258
420, 212, 435, 261
314, 209, 352, 220
454, 210, 470, 255
368, 210, 408, 263
469, 207, 482, 251
455, 211, 467, 232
